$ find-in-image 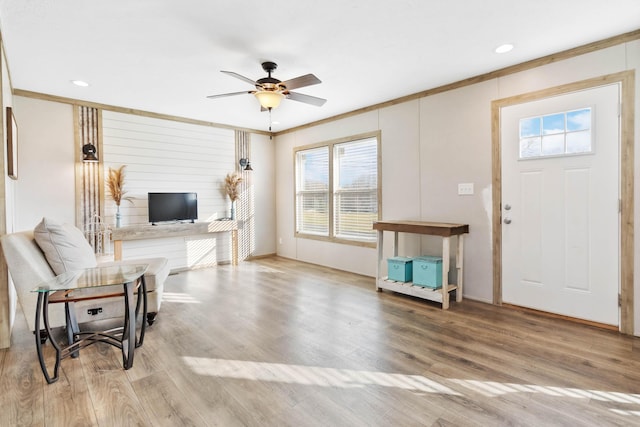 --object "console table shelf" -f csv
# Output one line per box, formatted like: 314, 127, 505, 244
373, 220, 469, 309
